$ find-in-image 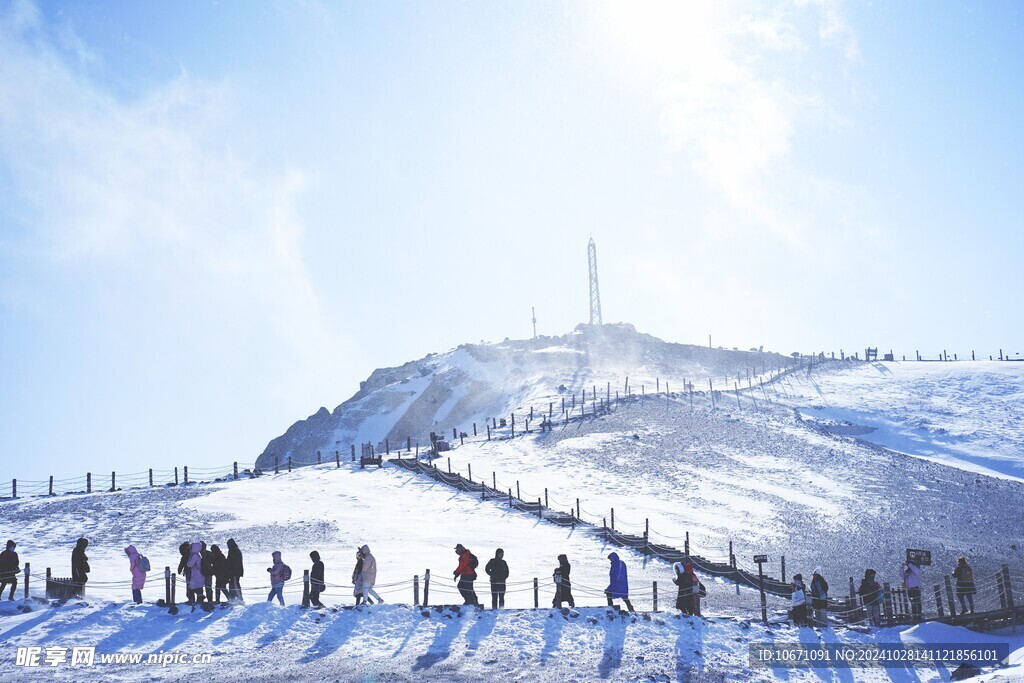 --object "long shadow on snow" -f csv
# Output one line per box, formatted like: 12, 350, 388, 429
210, 603, 302, 652
28, 603, 121, 643
464, 610, 496, 652
411, 611, 467, 672
0, 605, 63, 643
300, 609, 361, 663
597, 612, 627, 679
152, 606, 232, 653
673, 614, 706, 683
540, 609, 566, 665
